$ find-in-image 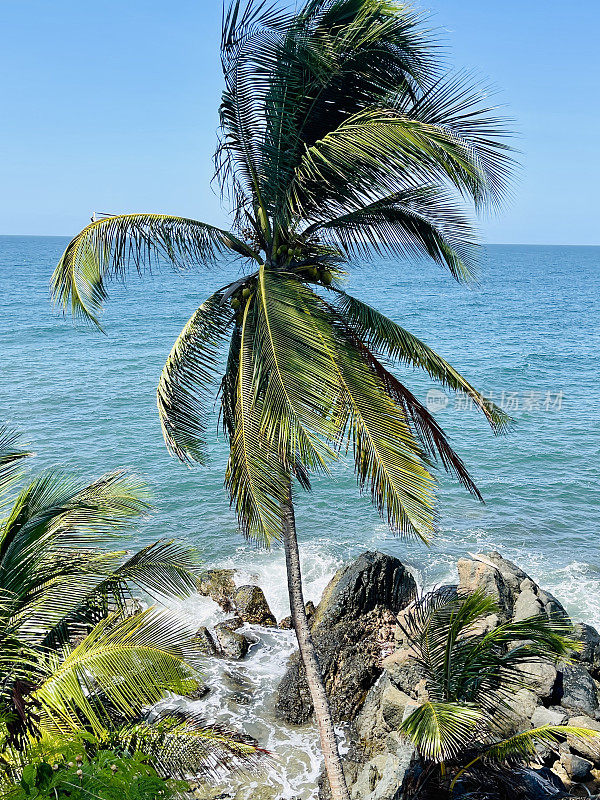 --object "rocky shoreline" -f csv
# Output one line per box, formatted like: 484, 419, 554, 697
189, 551, 600, 799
